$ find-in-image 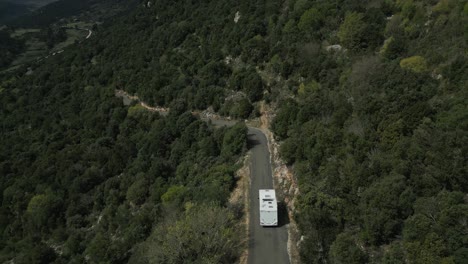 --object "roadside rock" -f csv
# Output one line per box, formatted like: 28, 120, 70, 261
258, 102, 301, 264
